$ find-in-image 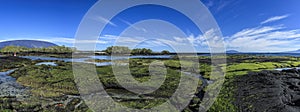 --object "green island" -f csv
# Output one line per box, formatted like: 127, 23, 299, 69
1, 46, 300, 111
